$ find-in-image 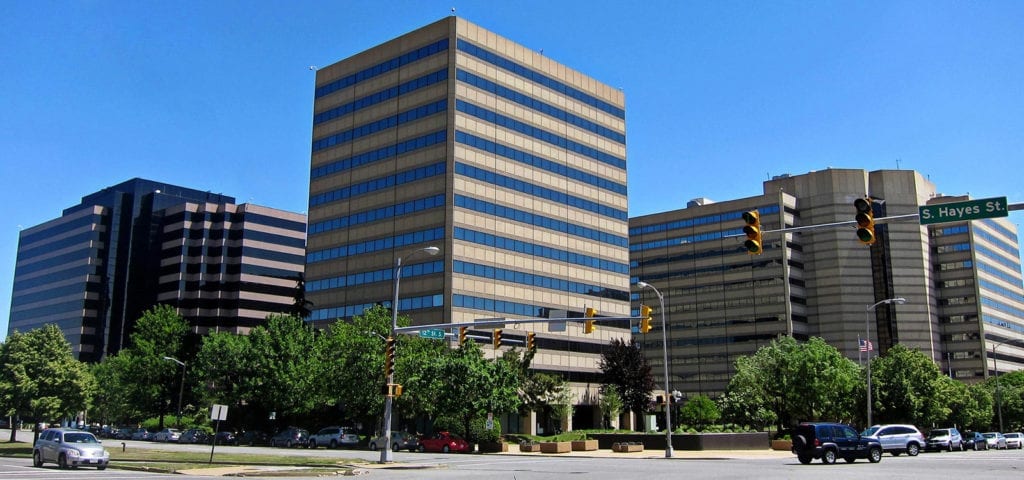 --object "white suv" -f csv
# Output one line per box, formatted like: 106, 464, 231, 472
33, 428, 109, 470
861, 424, 925, 456
308, 426, 359, 449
